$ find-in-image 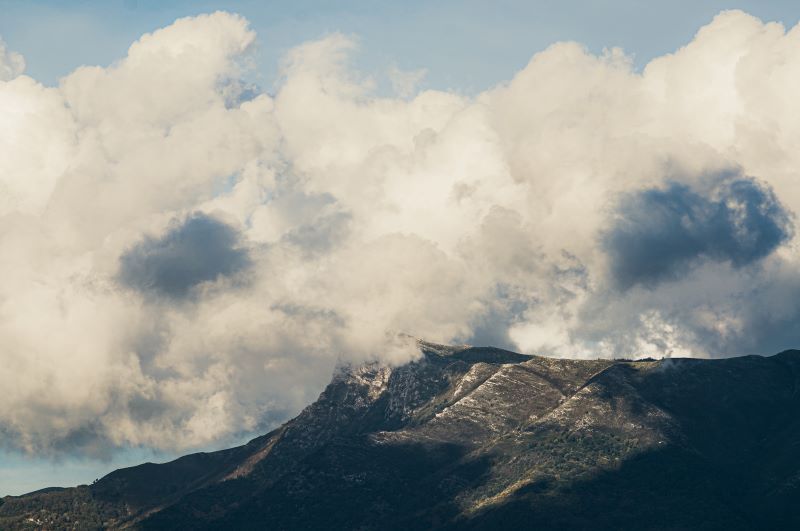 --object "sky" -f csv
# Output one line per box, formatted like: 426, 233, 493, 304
2, 0, 800, 496
2, 1, 800, 91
